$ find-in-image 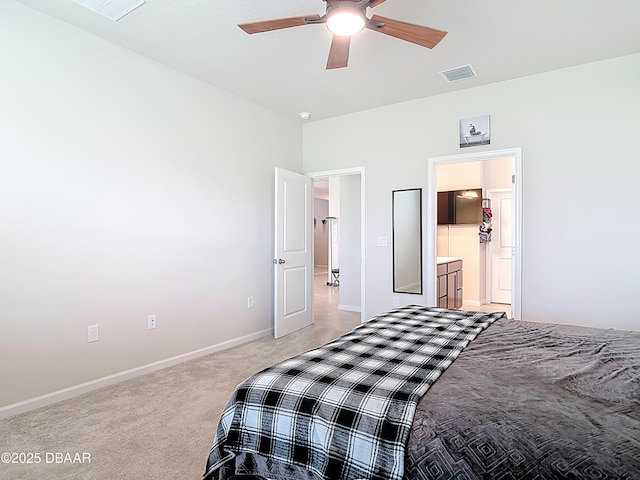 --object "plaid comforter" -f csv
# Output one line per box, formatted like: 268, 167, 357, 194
203, 306, 505, 480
